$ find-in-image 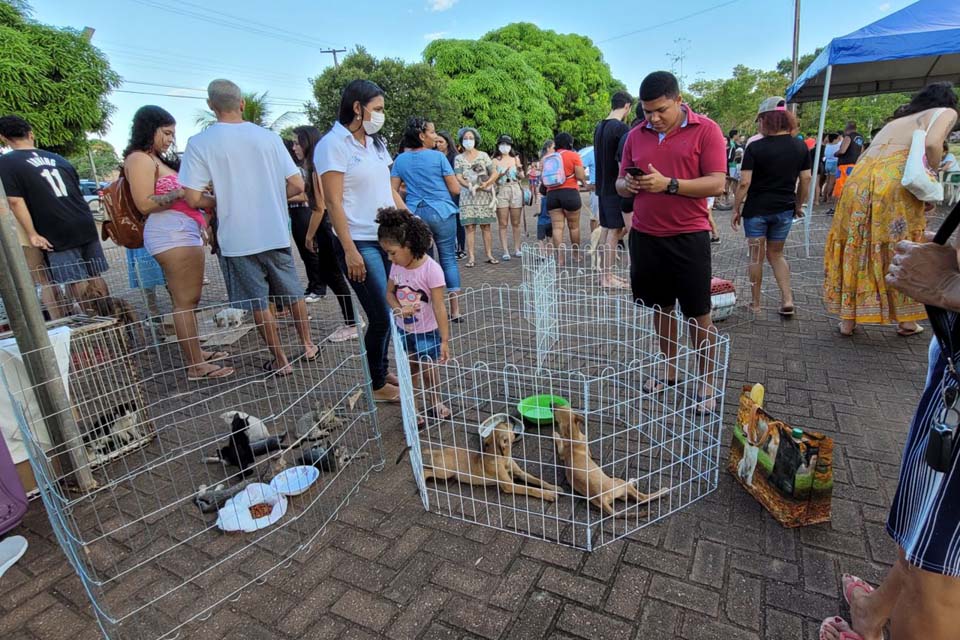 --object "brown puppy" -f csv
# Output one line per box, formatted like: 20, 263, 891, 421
552, 406, 669, 516
422, 420, 559, 502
